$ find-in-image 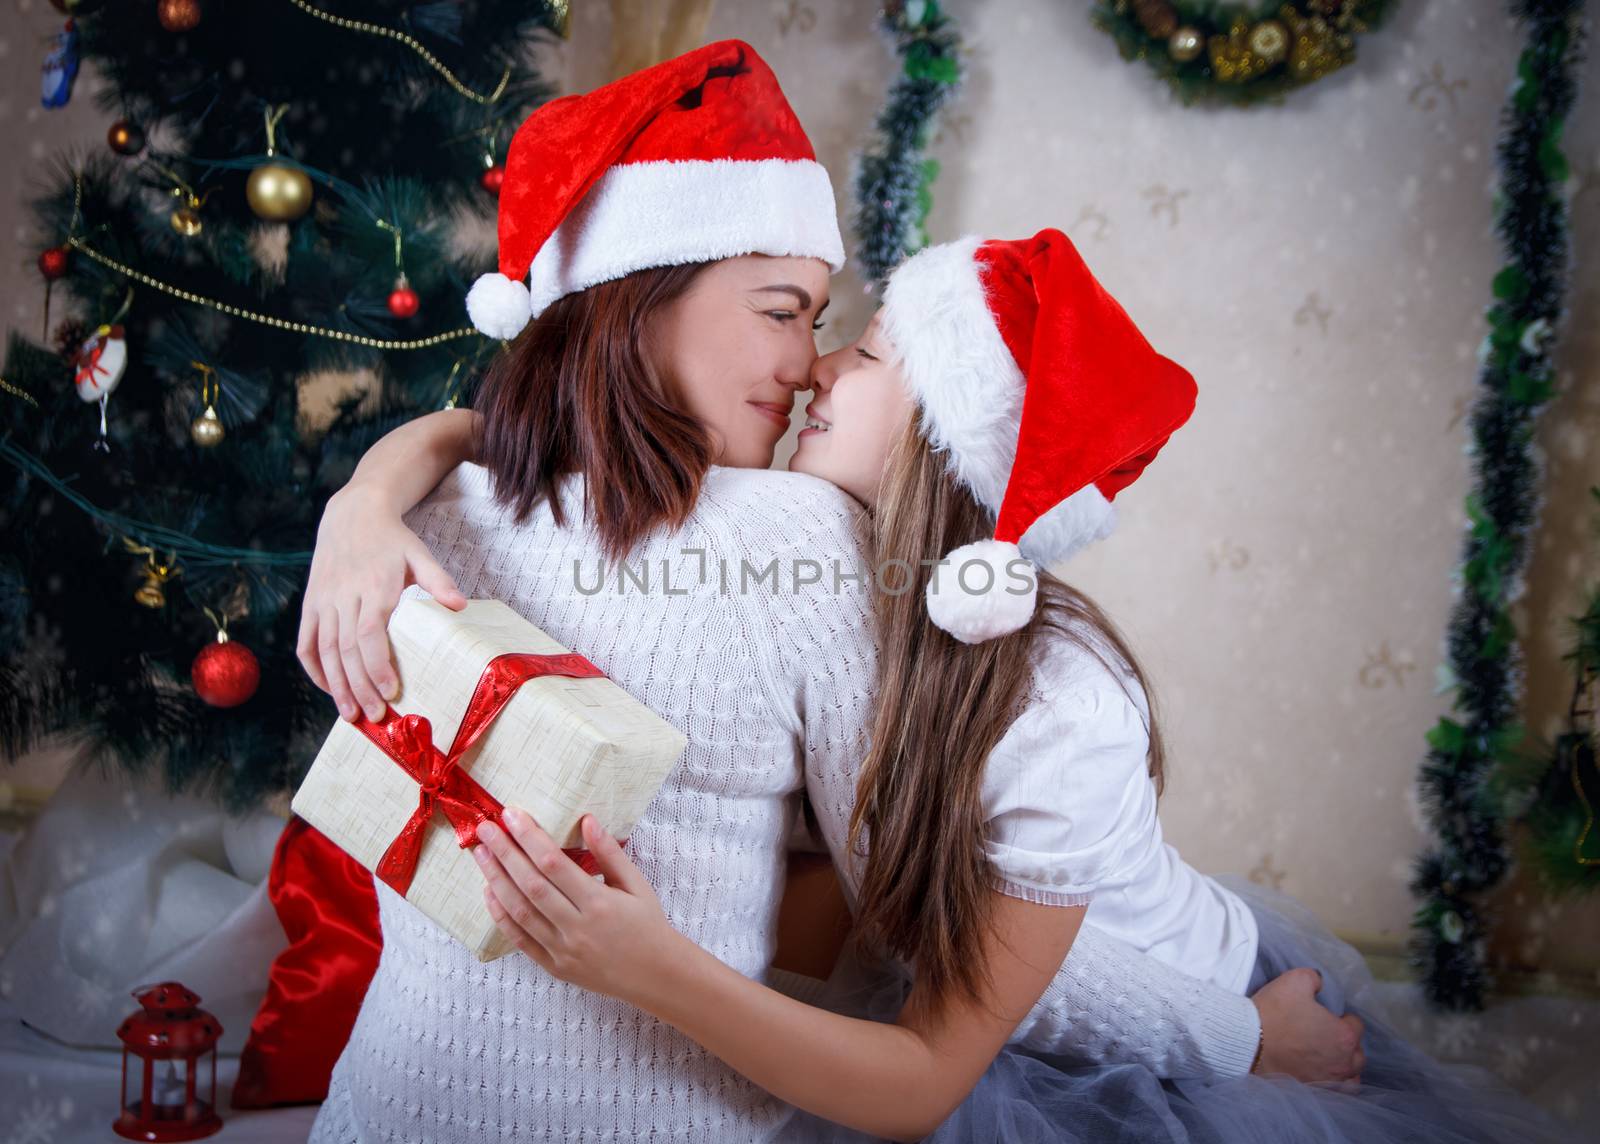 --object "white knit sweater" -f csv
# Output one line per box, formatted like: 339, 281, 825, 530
310, 462, 878, 1143
308, 461, 1260, 1144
